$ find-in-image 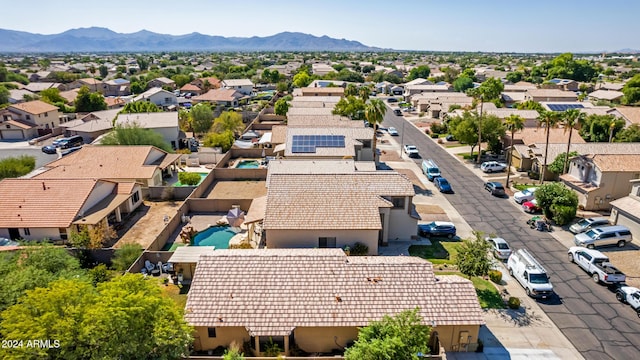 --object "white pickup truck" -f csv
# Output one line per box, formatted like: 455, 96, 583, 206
615, 286, 640, 318
567, 247, 626, 285
403, 145, 419, 157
